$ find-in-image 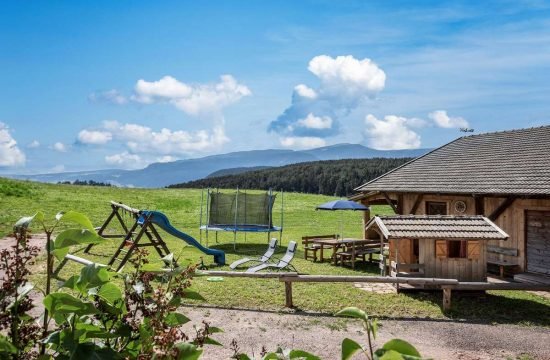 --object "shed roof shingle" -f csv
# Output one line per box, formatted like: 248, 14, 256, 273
367, 215, 509, 240
355, 126, 550, 196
